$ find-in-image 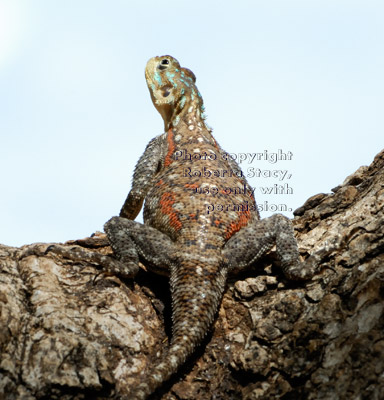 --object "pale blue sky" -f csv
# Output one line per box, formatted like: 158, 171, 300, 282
1, 0, 383, 246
